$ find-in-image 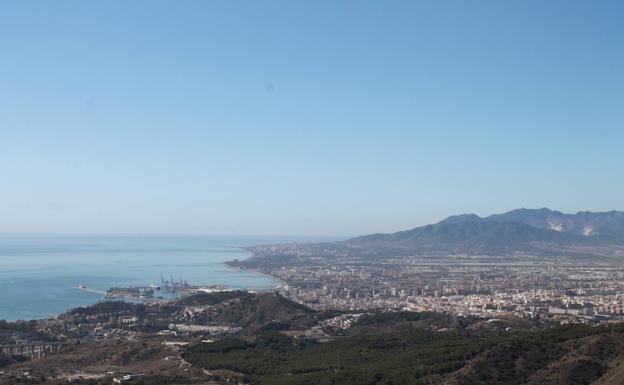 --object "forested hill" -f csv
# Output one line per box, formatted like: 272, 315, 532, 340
184, 323, 624, 385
